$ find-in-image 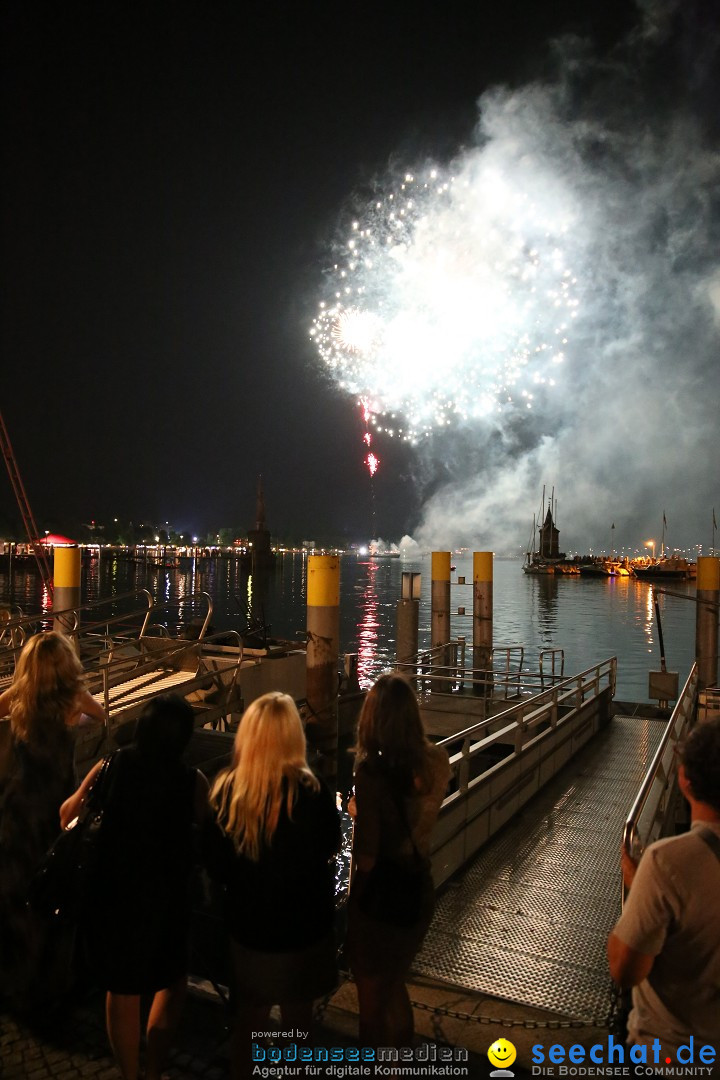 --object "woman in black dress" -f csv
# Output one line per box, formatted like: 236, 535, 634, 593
0, 630, 106, 1012
346, 674, 450, 1049
208, 691, 340, 1080
61, 693, 208, 1080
